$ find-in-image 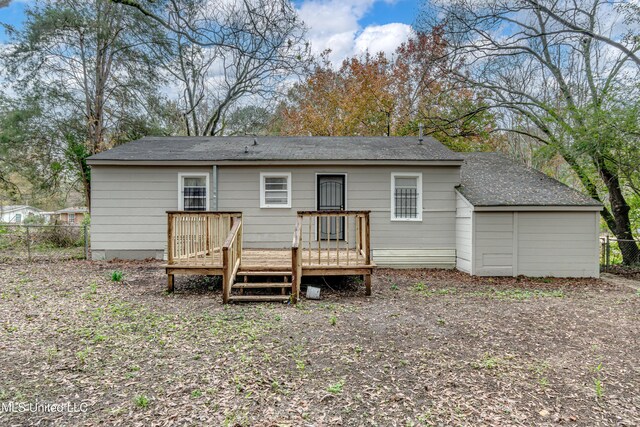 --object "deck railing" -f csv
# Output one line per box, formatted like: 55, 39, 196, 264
291, 216, 303, 303
222, 217, 242, 304
167, 211, 242, 266
294, 210, 371, 267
